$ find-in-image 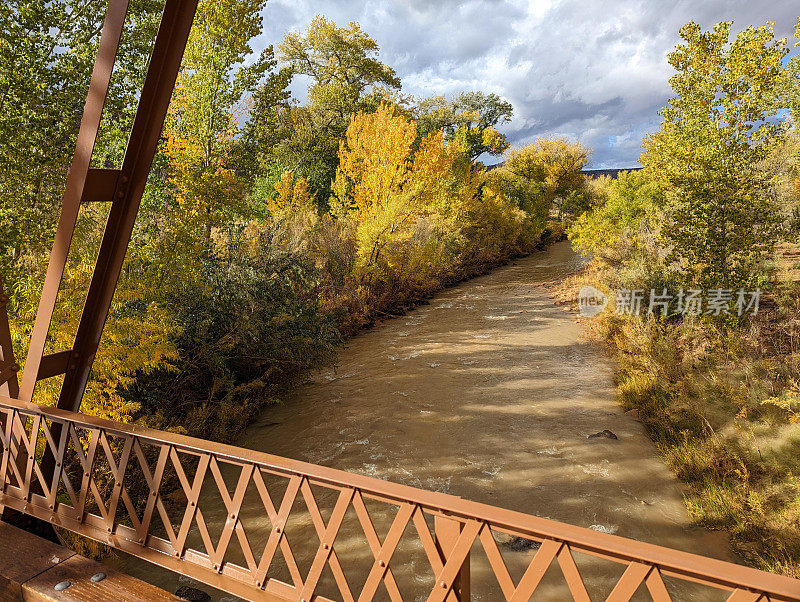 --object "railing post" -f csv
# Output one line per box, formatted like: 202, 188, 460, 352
435, 515, 471, 601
